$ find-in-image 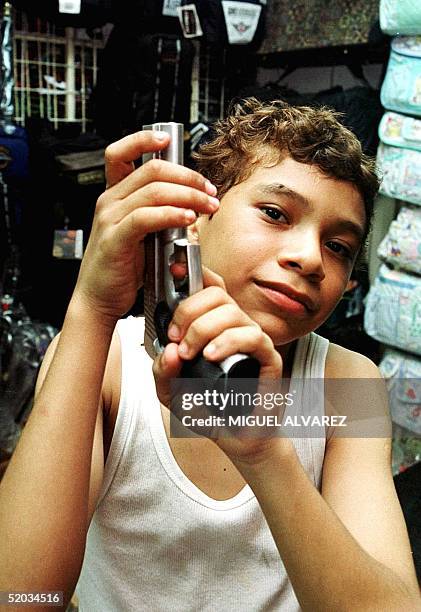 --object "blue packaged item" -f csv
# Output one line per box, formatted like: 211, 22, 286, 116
376, 142, 421, 205
381, 36, 421, 117
377, 205, 421, 275
380, 0, 421, 37
364, 264, 421, 356
376, 111, 421, 204
379, 112, 421, 152
379, 348, 421, 435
